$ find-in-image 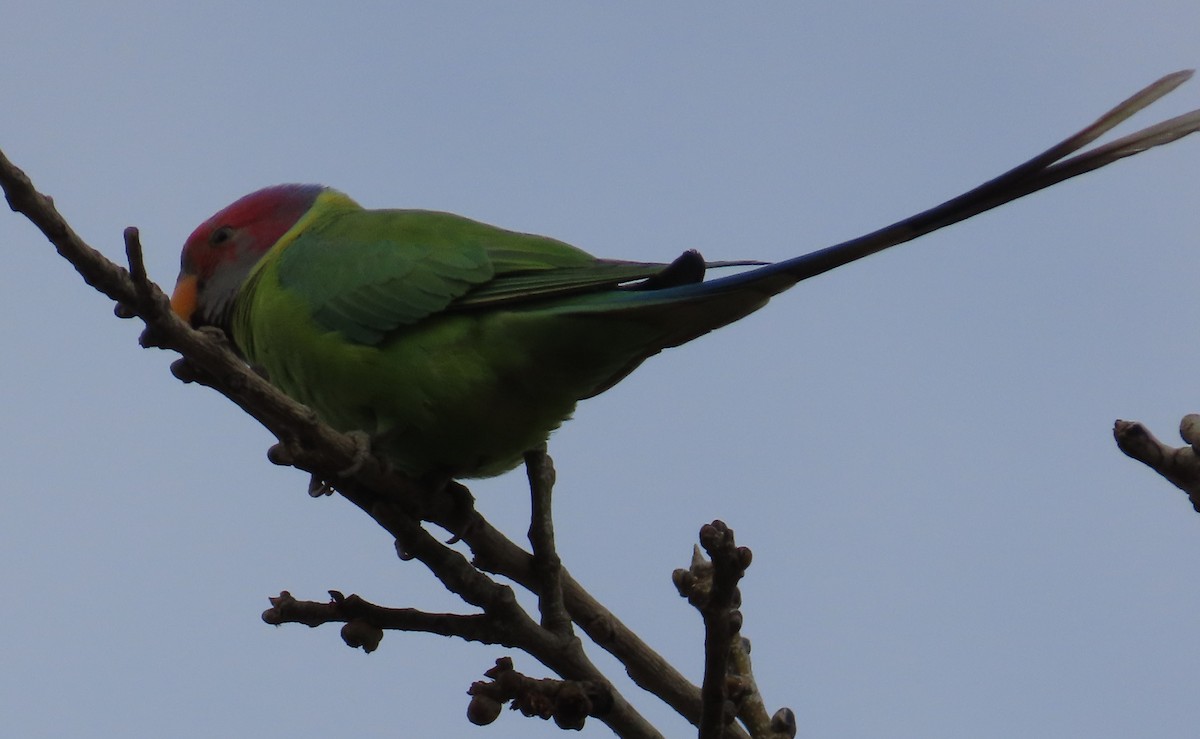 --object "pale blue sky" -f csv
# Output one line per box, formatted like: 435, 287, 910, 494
3, 3, 1200, 737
